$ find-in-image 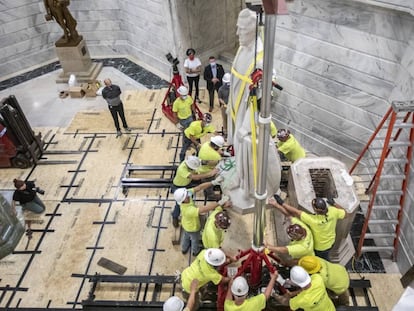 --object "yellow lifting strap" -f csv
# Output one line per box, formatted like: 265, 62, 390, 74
230, 50, 264, 121
249, 94, 259, 188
